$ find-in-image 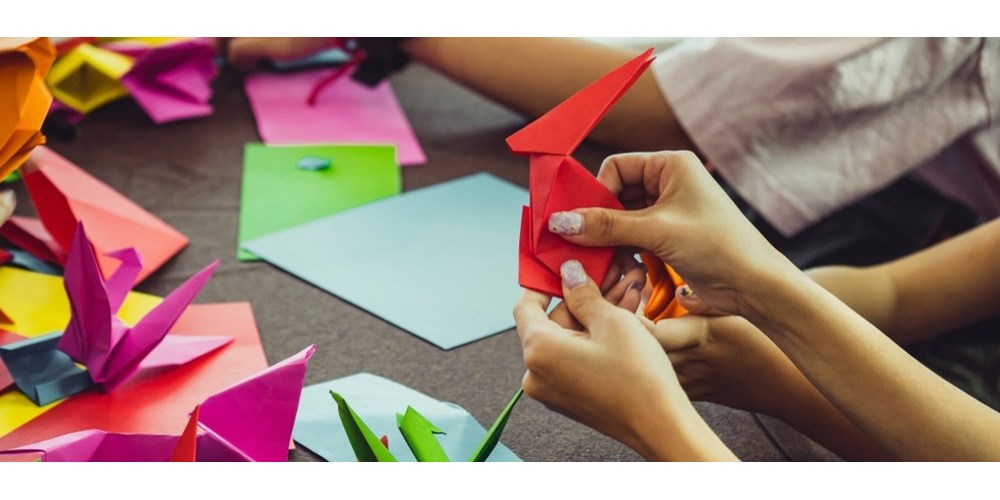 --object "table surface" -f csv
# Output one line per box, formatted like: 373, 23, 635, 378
11, 65, 833, 461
